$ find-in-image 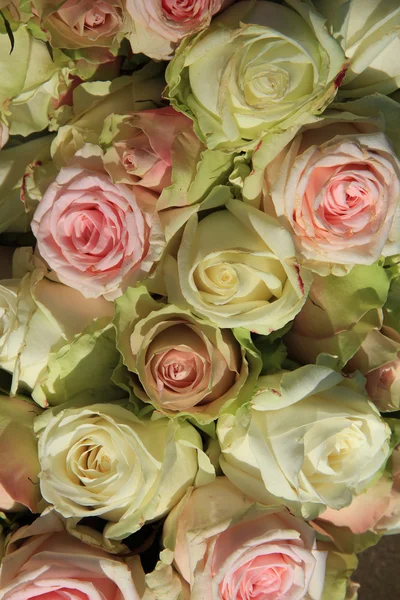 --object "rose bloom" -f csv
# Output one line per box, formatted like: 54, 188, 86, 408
258, 119, 400, 274
0, 510, 146, 600
31, 145, 164, 300
218, 365, 391, 519
166, 1, 345, 151
318, 445, 400, 536
36, 402, 206, 540
127, 0, 233, 60
0, 395, 42, 513
160, 478, 327, 600
315, 0, 400, 97
103, 106, 195, 195
38, 0, 124, 50
115, 286, 256, 420
165, 199, 311, 334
